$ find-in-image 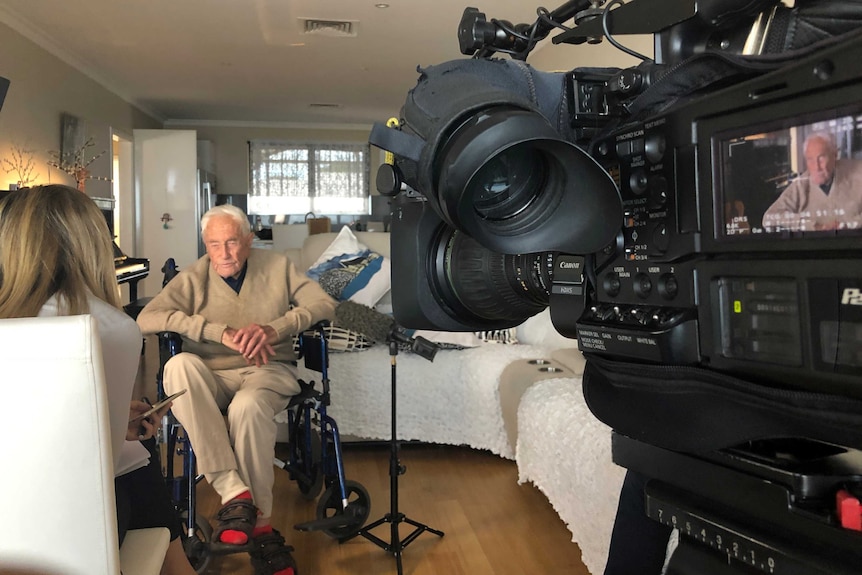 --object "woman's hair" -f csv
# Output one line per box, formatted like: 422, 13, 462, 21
200, 204, 251, 238
0, 185, 121, 318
